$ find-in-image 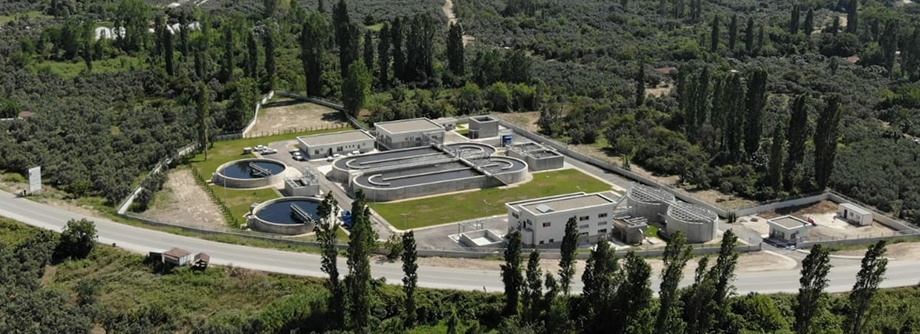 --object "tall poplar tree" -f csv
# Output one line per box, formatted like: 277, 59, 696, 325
743, 67, 767, 156
164, 26, 174, 76
316, 192, 344, 327
794, 244, 832, 334
333, 0, 359, 78
728, 14, 738, 52
402, 231, 418, 327
342, 61, 371, 116
582, 239, 620, 333
768, 125, 786, 191
362, 30, 374, 73
614, 252, 652, 333
195, 83, 209, 160
263, 29, 276, 91
501, 230, 524, 316
845, 240, 888, 334
301, 13, 329, 97
710, 16, 720, 52
636, 59, 646, 107
655, 231, 691, 334
784, 95, 810, 192
346, 190, 374, 331
846, 0, 858, 34
814, 94, 842, 189
744, 17, 755, 54
246, 31, 259, 79
523, 250, 543, 323
377, 23, 391, 87
559, 216, 578, 295
391, 18, 405, 82
447, 22, 465, 78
